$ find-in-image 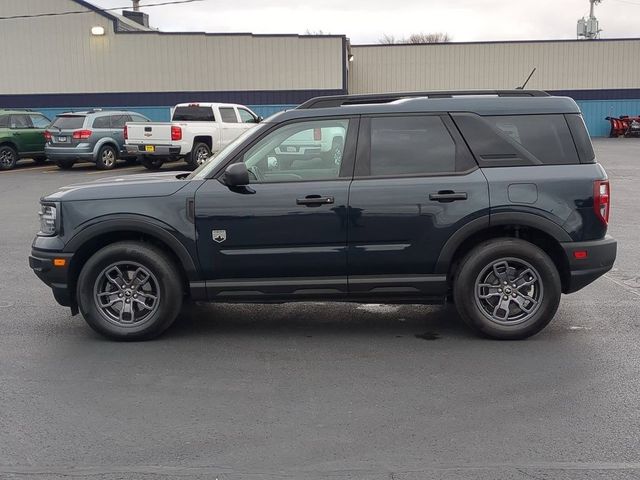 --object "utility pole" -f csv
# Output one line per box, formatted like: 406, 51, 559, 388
132, 0, 141, 11
578, 0, 603, 39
